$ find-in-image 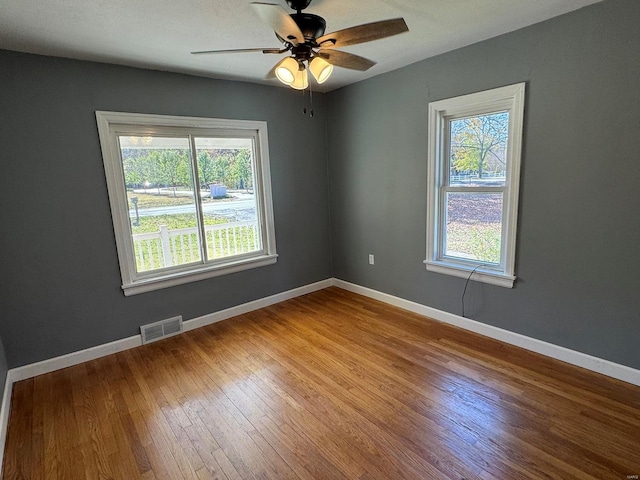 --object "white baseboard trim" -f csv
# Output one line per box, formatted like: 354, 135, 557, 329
5, 276, 637, 387
0, 278, 333, 476
332, 279, 640, 387
10, 335, 142, 383
8, 278, 334, 383
1, 275, 637, 473
183, 278, 333, 332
